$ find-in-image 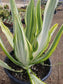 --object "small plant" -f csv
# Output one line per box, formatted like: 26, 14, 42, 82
0, 5, 3, 9
0, 0, 63, 84
4, 4, 9, 9
0, 9, 10, 19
